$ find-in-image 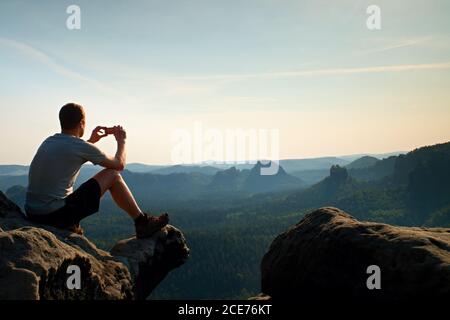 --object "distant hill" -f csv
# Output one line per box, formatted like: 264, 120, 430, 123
392, 141, 450, 184
123, 162, 303, 201
293, 154, 391, 185
338, 151, 406, 161
280, 157, 351, 186
0, 174, 27, 192
243, 162, 304, 193
290, 169, 329, 186
207, 162, 304, 194
0, 165, 29, 176
289, 155, 397, 185
0, 164, 104, 191
125, 163, 167, 173
92, 162, 302, 203
345, 142, 450, 184
202, 157, 350, 174
208, 167, 244, 193
347, 156, 397, 182
285, 165, 360, 210
121, 170, 211, 201
152, 165, 221, 175
278, 157, 350, 172
346, 156, 379, 169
